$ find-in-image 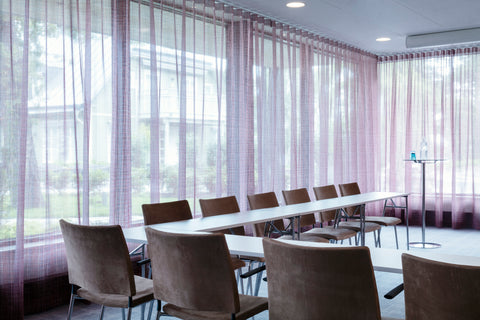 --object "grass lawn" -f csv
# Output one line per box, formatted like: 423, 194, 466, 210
0, 191, 181, 239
